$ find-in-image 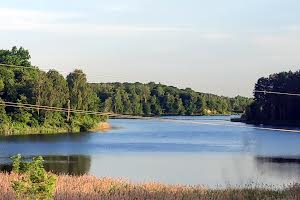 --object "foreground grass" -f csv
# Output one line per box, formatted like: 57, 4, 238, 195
0, 173, 299, 200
